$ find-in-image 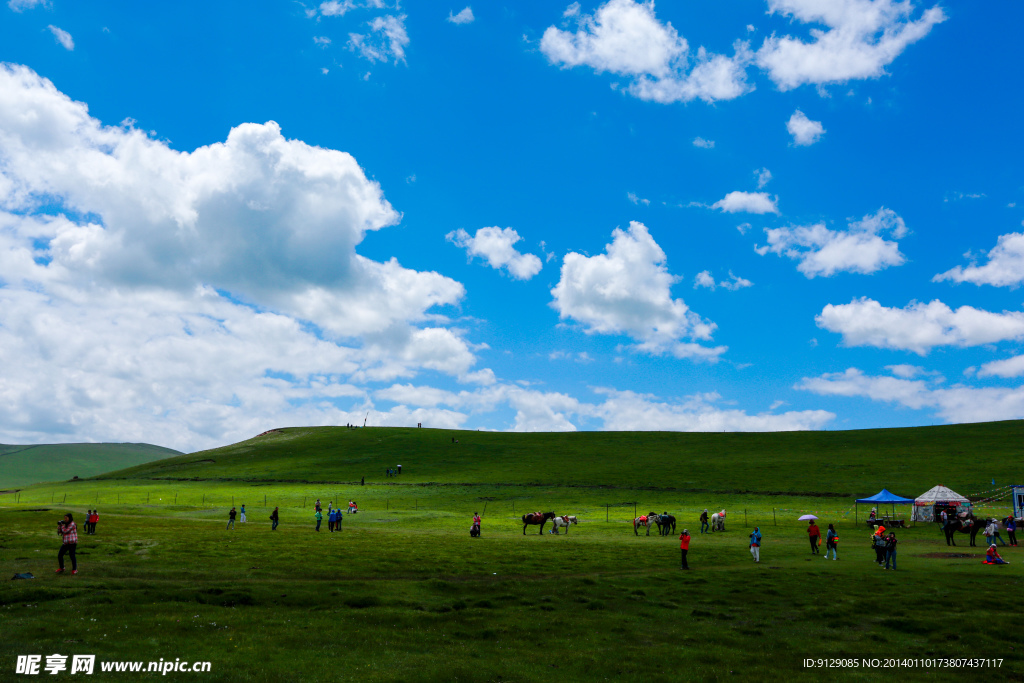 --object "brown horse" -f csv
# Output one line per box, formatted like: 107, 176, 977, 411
522, 512, 556, 535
